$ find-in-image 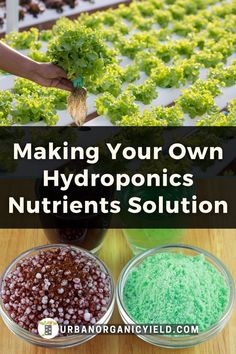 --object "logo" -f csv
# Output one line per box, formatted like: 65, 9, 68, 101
38, 318, 59, 339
